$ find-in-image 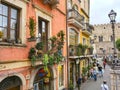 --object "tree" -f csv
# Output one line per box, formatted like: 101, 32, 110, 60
116, 38, 120, 51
